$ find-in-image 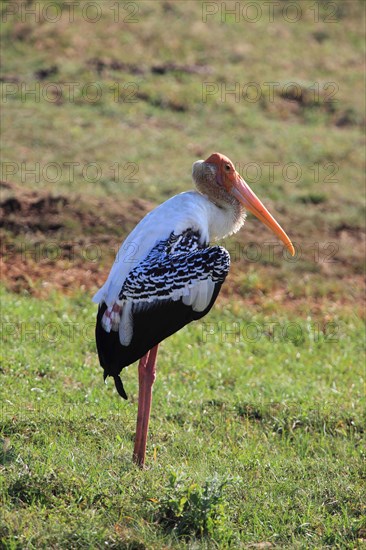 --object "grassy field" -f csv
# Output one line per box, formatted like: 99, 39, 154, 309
1, 287, 365, 548
1, 0, 365, 548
